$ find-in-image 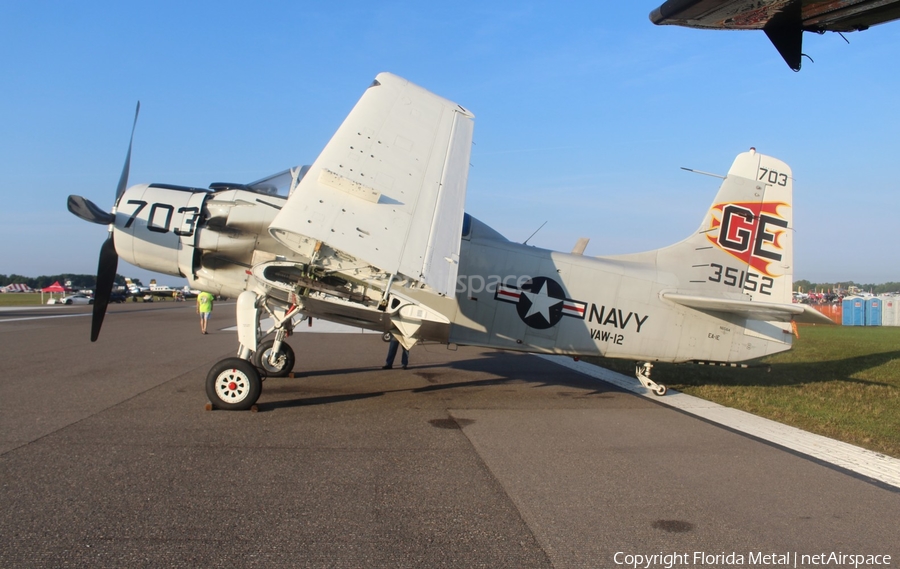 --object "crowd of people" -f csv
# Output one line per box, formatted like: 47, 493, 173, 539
794, 291, 842, 306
